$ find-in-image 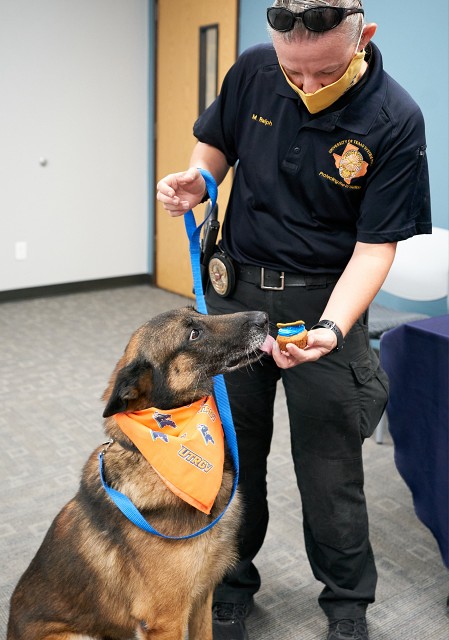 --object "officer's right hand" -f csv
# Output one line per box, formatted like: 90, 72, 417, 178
156, 167, 207, 217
